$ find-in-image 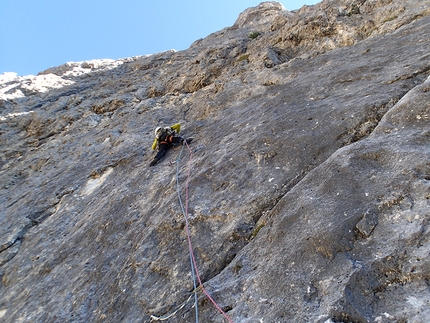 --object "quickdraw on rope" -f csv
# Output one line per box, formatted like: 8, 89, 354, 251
150, 286, 203, 321
176, 140, 235, 323
150, 292, 194, 321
